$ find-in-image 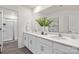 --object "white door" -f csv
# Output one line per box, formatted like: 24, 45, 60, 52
3, 20, 14, 41
28, 35, 37, 53
0, 10, 3, 52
